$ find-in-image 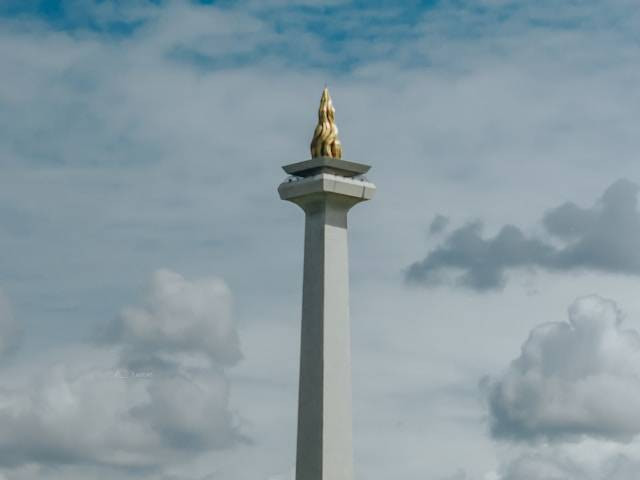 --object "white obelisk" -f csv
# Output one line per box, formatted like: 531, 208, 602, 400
278, 88, 375, 480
